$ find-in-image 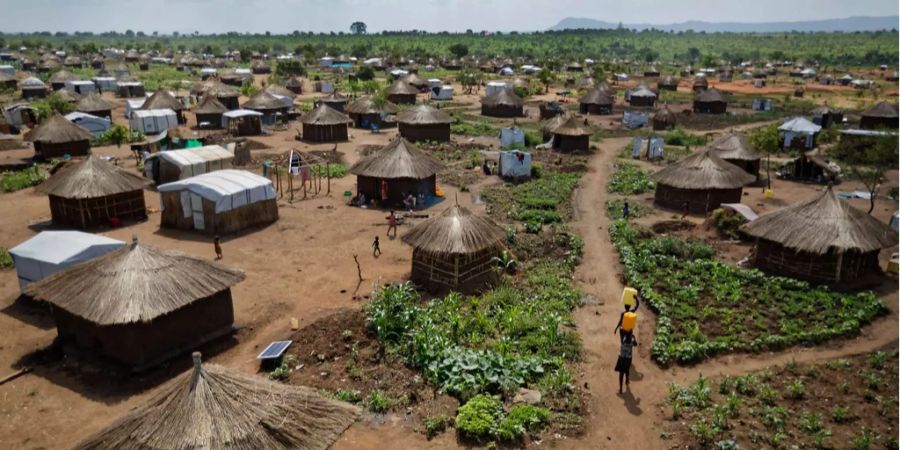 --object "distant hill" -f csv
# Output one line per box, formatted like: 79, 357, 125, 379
550, 16, 899, 33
